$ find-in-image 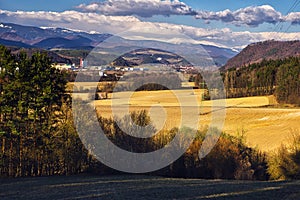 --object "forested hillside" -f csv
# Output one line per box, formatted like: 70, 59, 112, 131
222, 57, 300, 105
223, 40, 300, 70
193, 40, 300, 105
